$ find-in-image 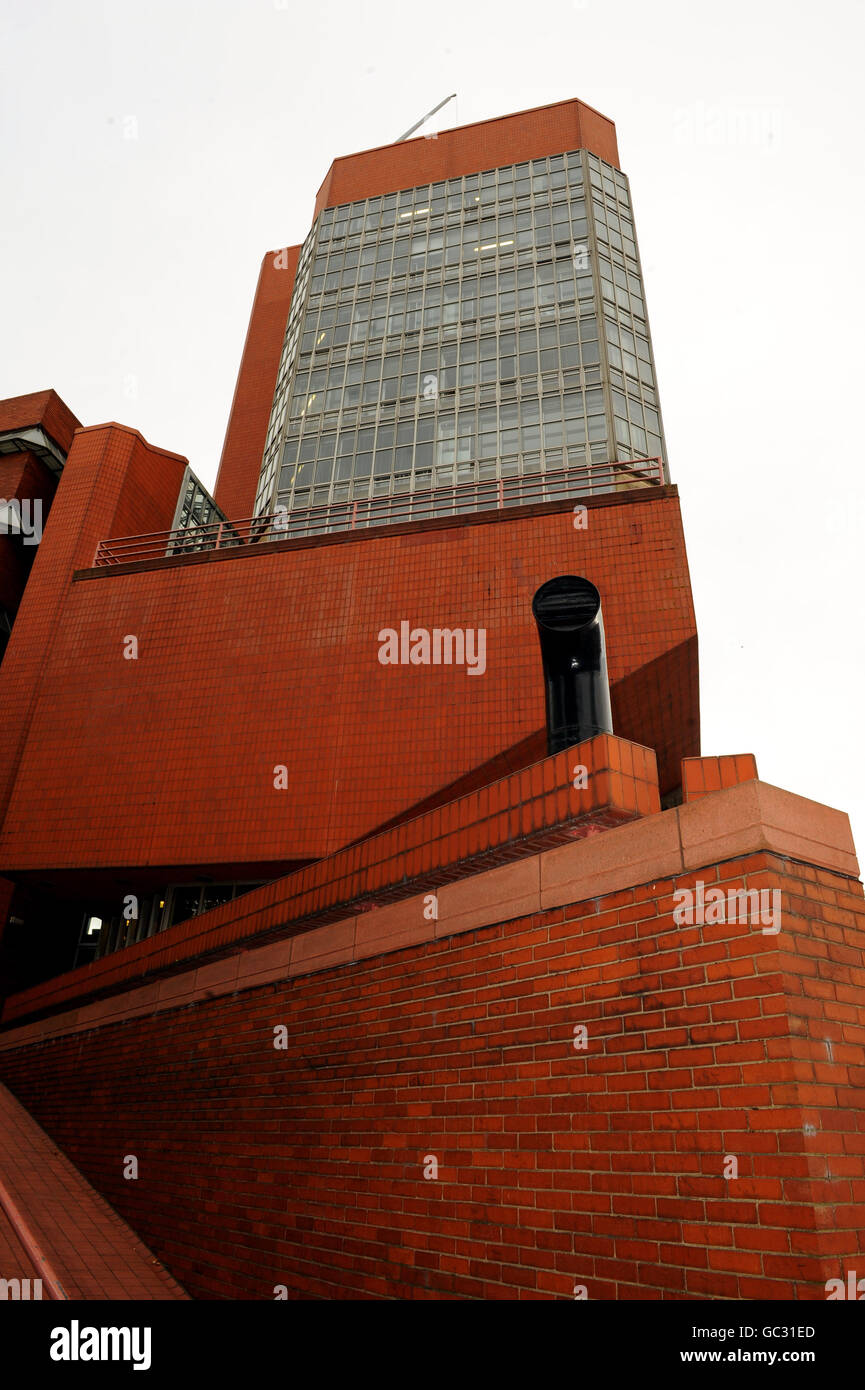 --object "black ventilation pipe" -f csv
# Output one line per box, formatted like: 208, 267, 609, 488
532, 575, 613, 755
